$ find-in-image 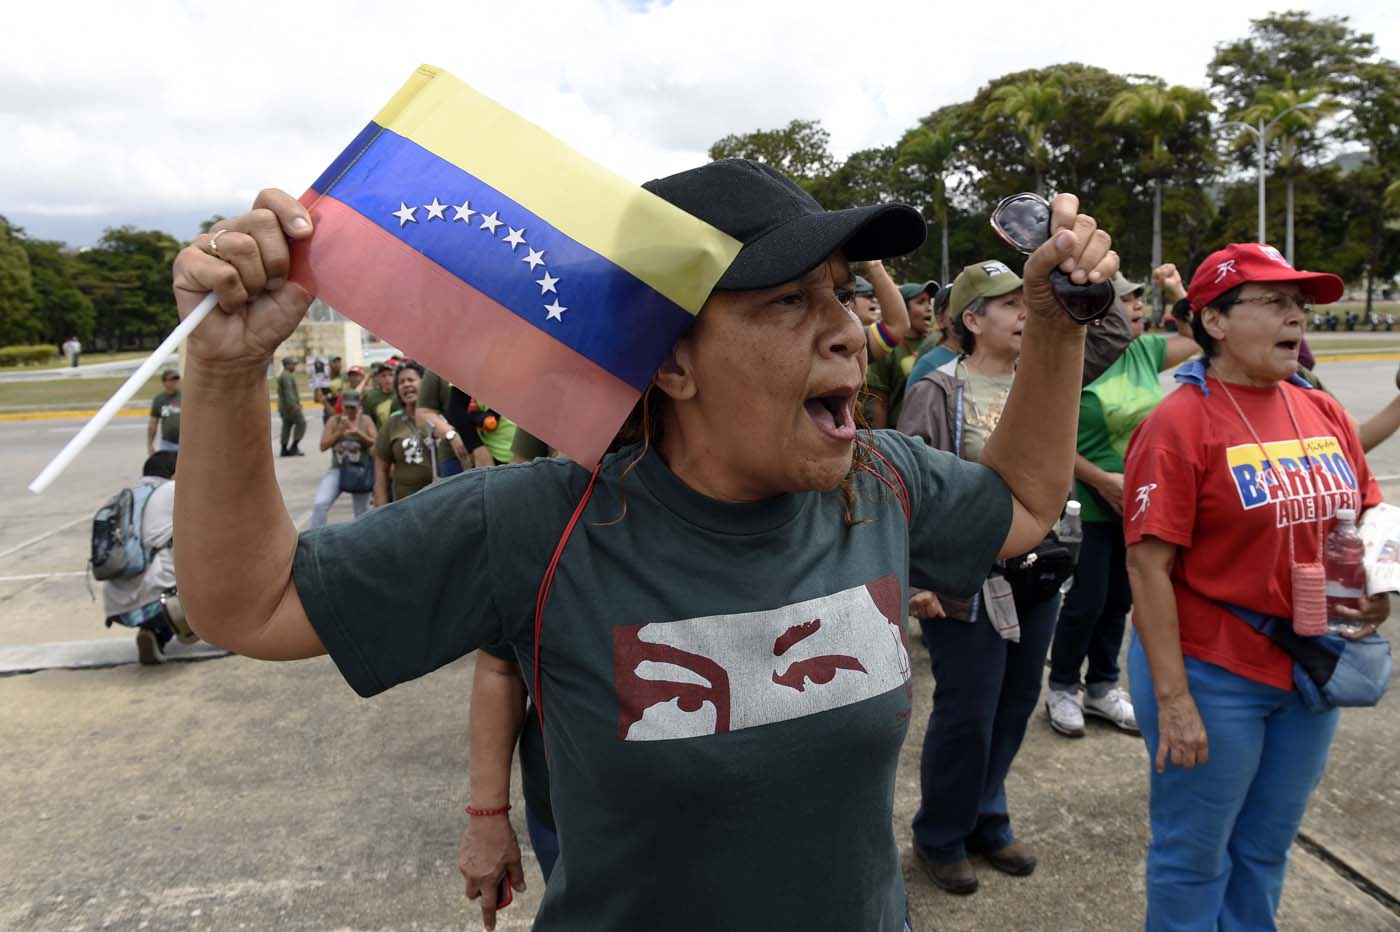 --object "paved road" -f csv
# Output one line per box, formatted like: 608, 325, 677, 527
2, 359, 1399, 930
